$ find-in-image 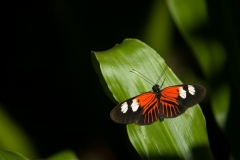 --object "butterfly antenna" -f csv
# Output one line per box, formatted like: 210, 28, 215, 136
131, 69, 155, 85
159, 77, 166, 89
156, 65, 169, 84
